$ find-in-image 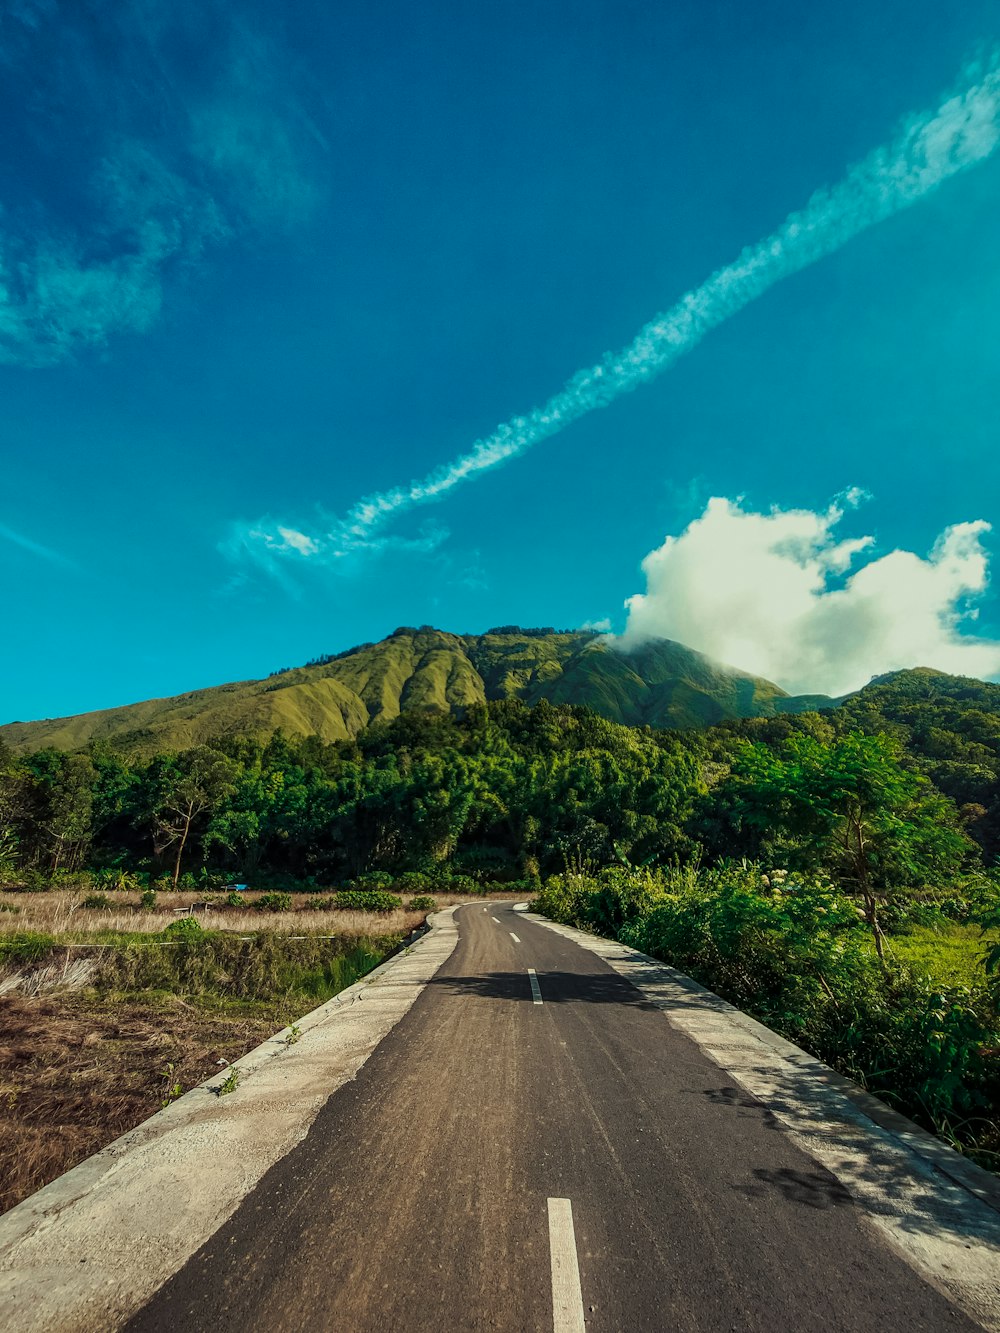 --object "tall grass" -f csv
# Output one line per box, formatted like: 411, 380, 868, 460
0, 891, 425, 942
